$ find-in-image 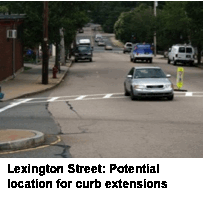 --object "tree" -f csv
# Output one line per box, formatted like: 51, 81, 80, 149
185, 1, 203, 64
2, 1, 90, 67
0, 5, 8, 13
114, 4, 155, 44
155, 1, 190, 51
